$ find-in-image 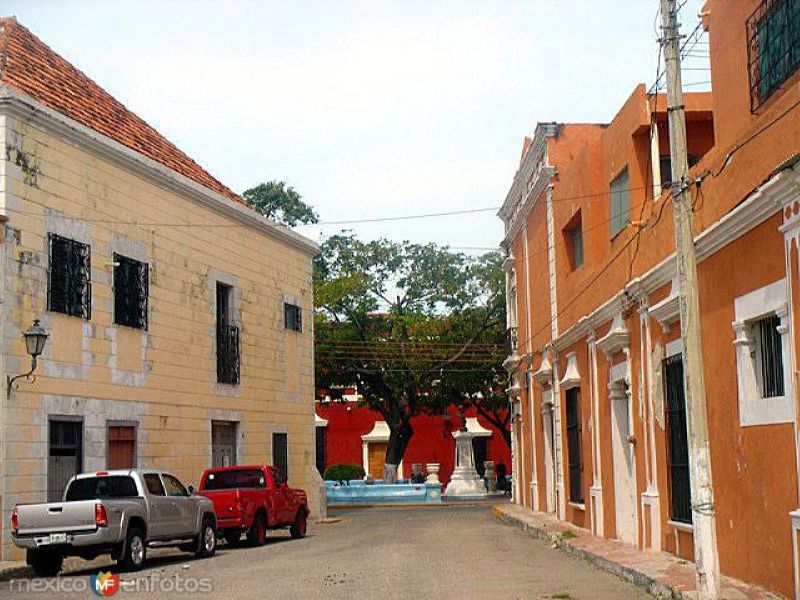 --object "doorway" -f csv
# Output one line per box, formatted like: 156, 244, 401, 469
368, 442, 387, 480
212, 421, 237, 467
609, 380, 637, 545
